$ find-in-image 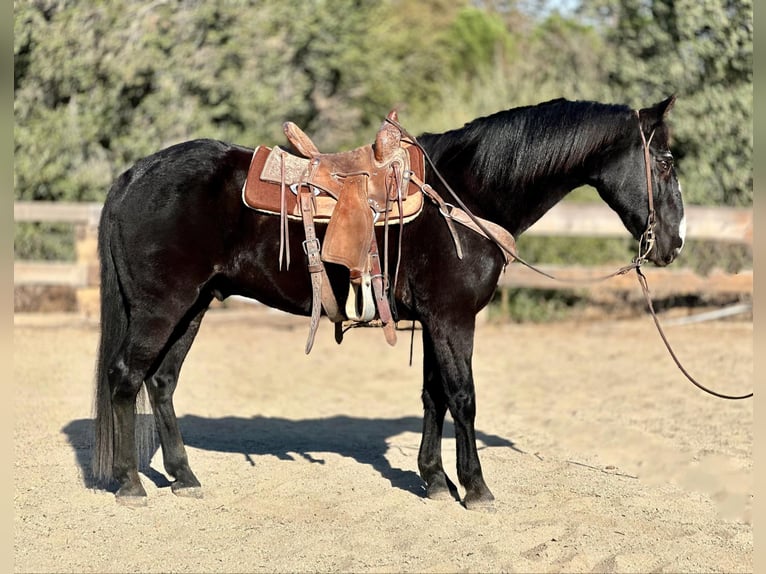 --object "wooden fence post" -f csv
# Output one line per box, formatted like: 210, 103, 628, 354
73, 205, 102, 318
